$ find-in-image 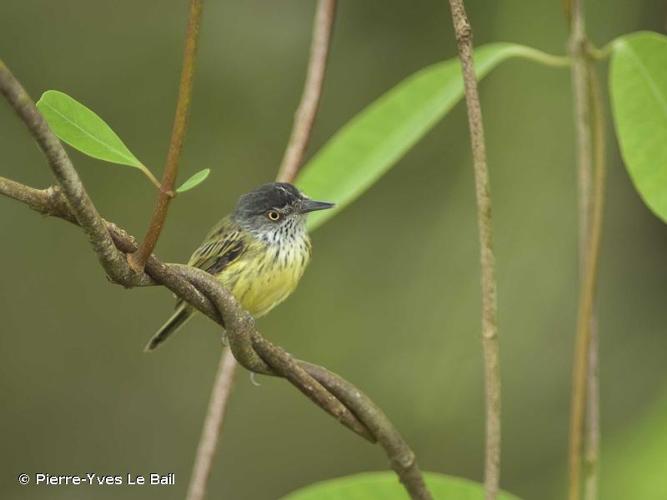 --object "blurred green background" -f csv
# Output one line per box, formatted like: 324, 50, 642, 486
1, 1, 666, 499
